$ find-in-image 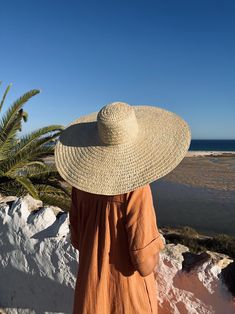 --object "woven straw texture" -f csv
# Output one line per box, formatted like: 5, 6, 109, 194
54, 102, 191, 195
